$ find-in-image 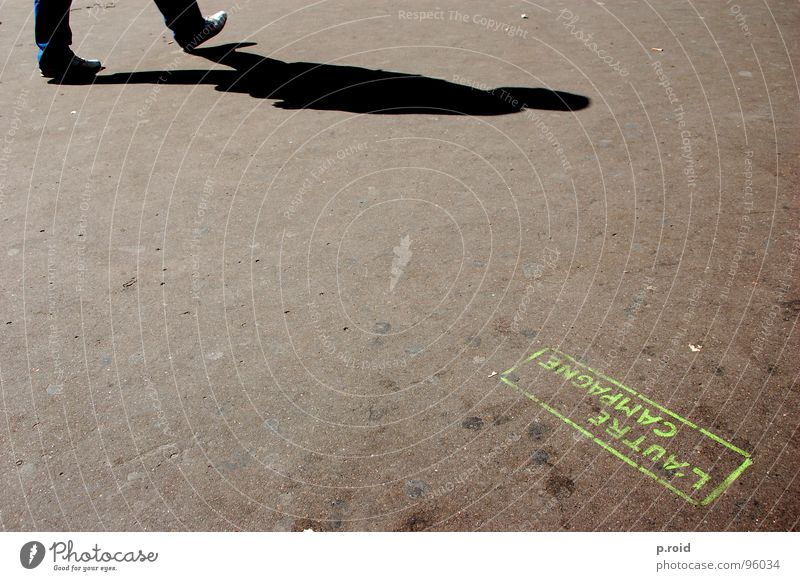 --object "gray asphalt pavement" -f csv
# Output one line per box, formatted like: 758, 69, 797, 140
0, 0, 798, 531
